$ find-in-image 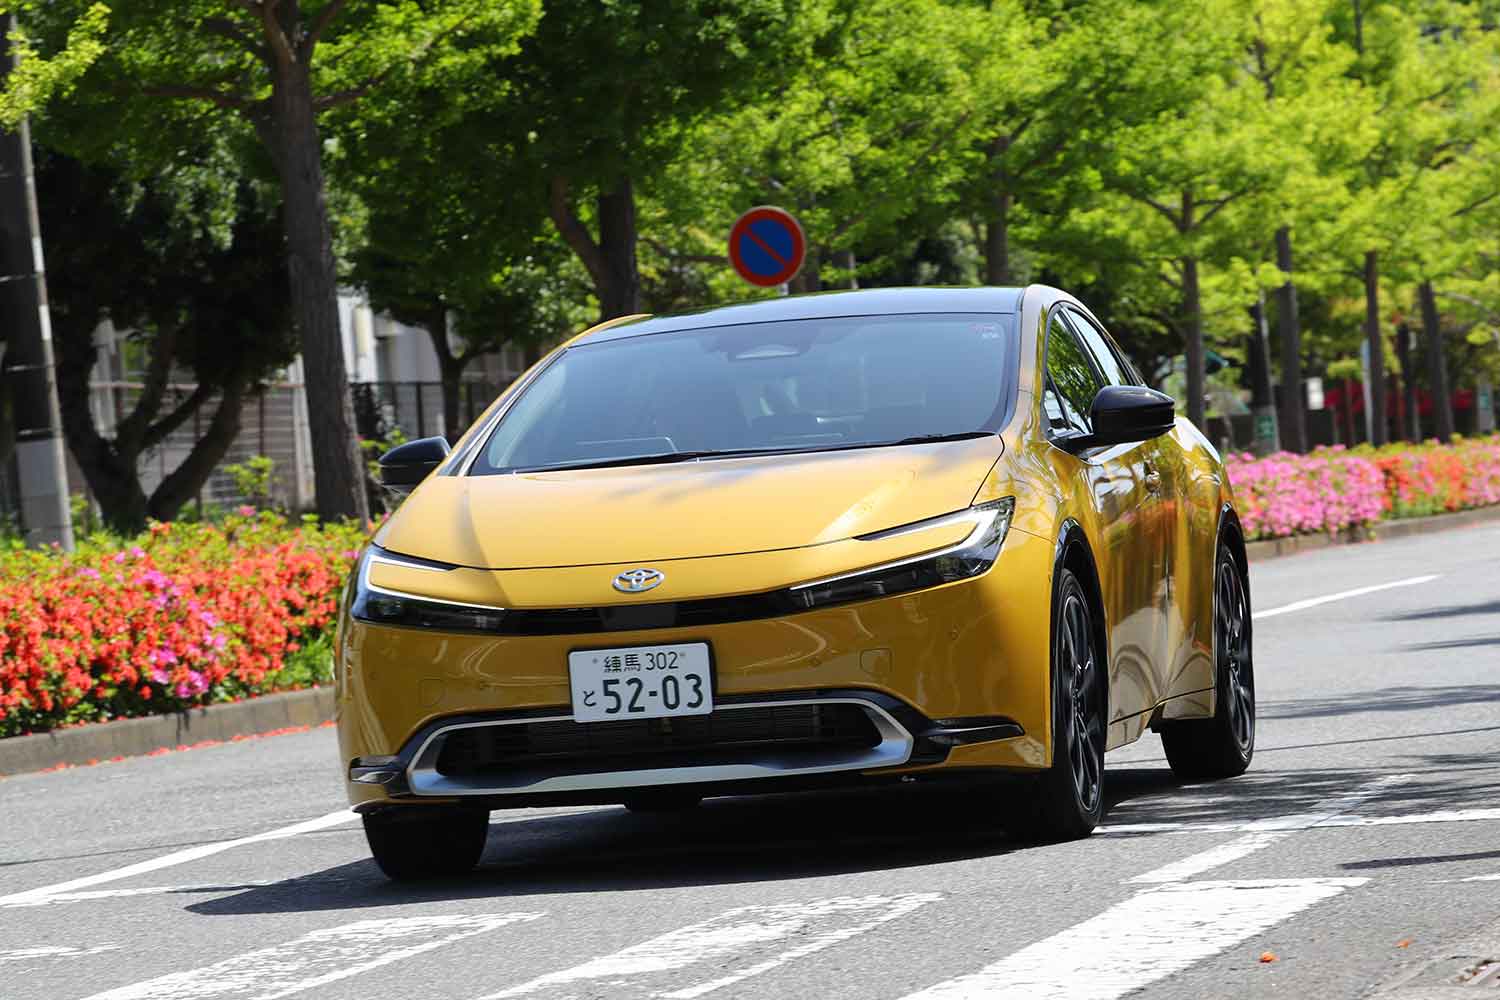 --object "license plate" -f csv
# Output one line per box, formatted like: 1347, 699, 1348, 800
568, 642, 714, 723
